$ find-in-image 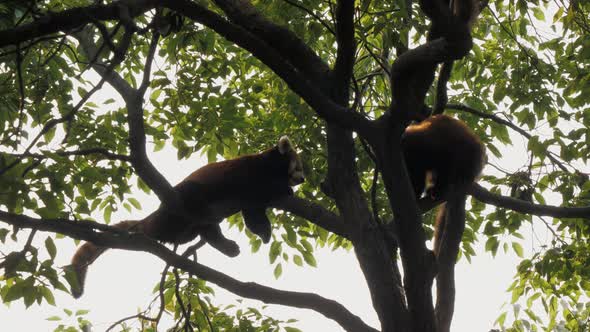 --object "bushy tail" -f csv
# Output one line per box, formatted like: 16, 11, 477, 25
432, 203, 447, 257
69, 220, 143, 298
